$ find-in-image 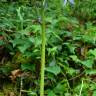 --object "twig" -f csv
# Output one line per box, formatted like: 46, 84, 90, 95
19, 77, 23, 96
79, 80, 84, 96
21, 90, 37, 96
69, 71, 85, 81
